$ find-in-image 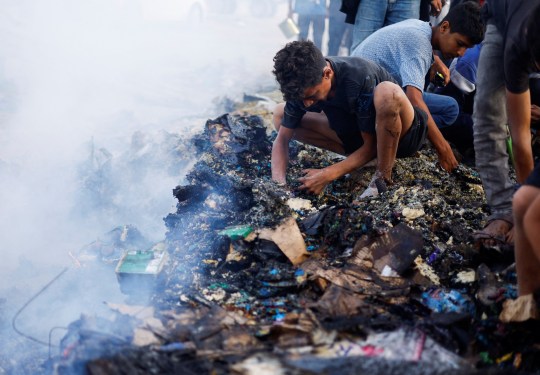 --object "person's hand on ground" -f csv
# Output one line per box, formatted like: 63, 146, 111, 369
436, 141, 459, 172
298, 168, 331, 195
